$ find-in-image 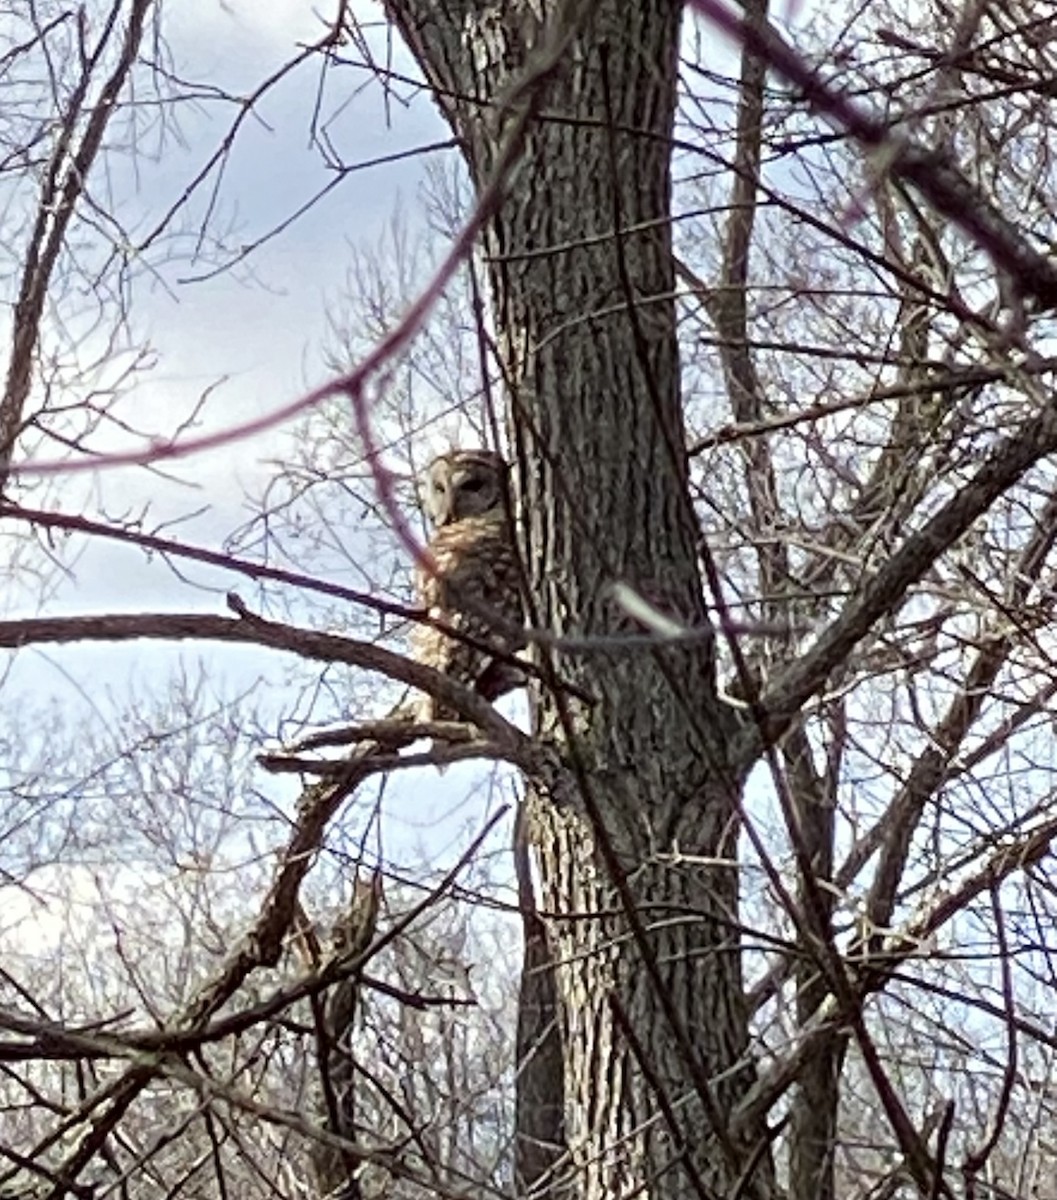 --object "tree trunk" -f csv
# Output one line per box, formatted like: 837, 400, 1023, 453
513, 804, 566, 1192
384, 3, 771, 1195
